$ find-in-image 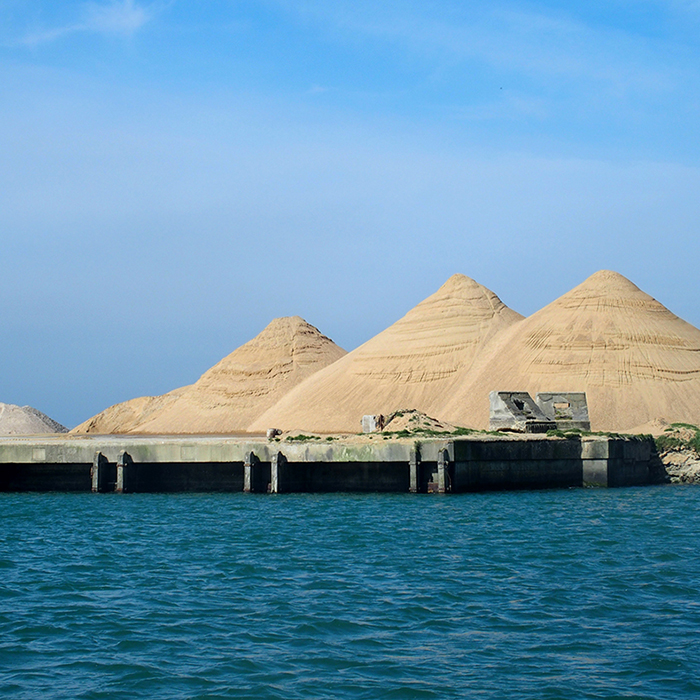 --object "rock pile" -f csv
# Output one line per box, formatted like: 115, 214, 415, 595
655, 424, 700, 483
380, 409, 462, 435
0, 403, 67, 435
